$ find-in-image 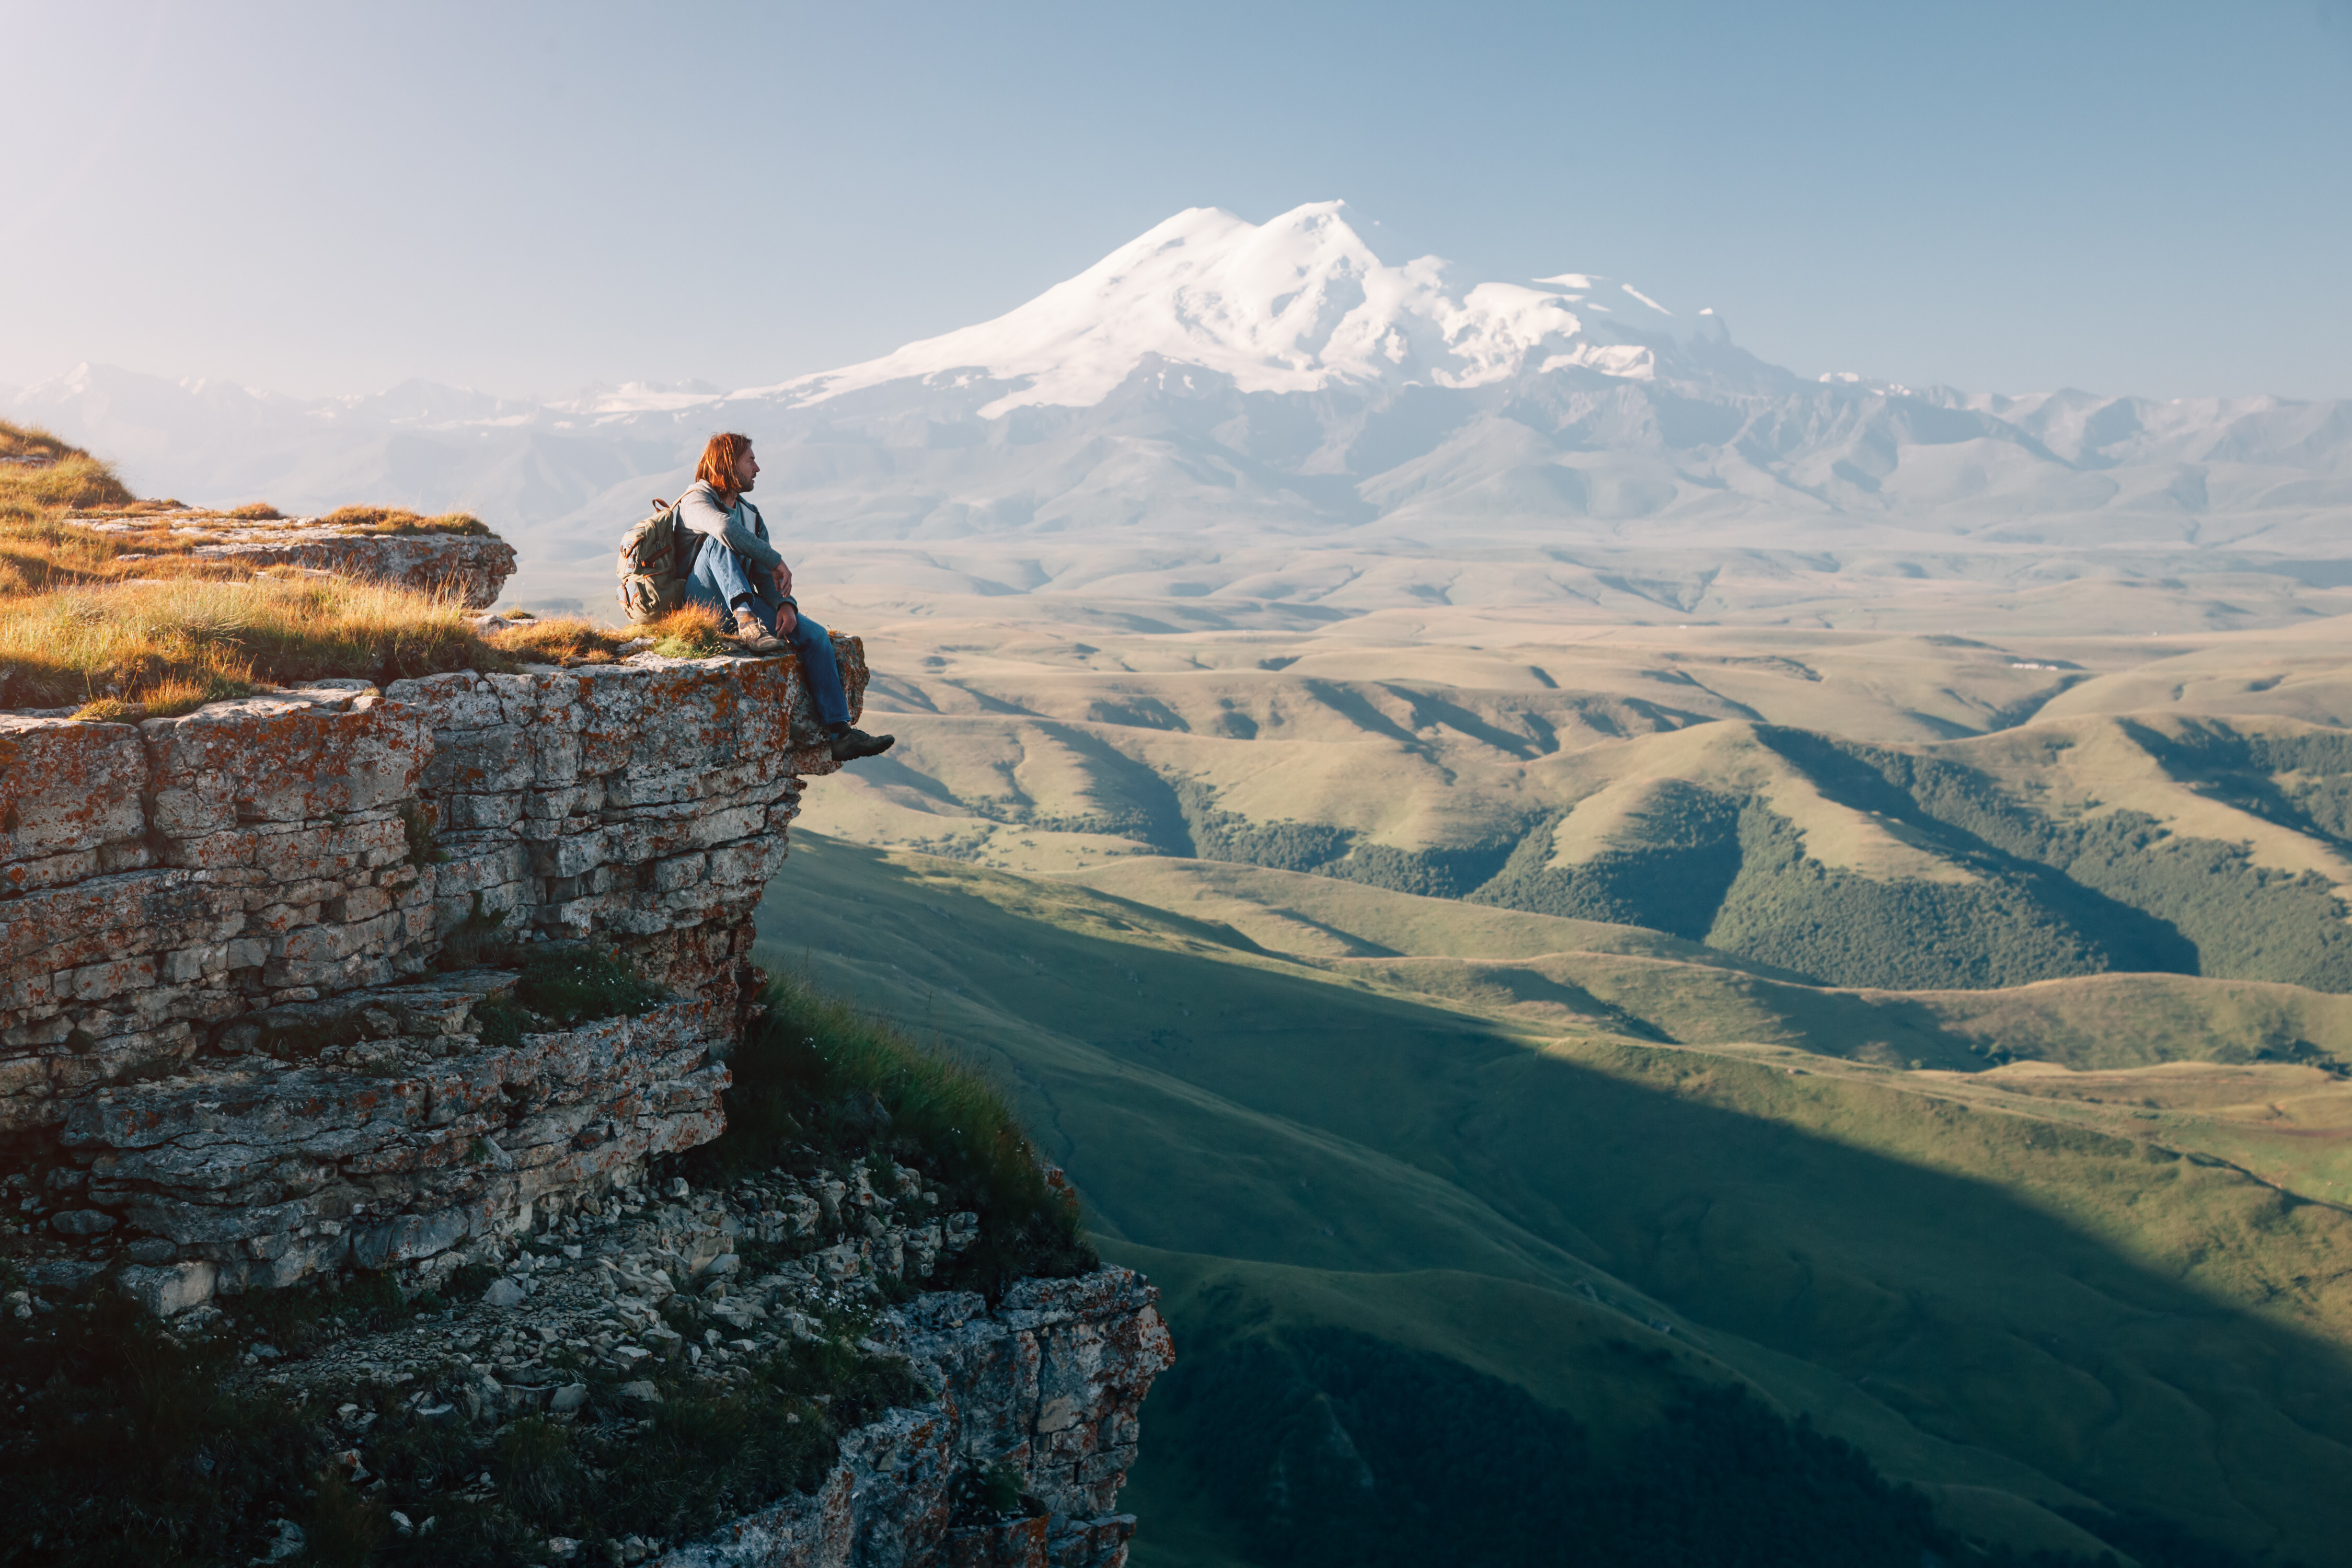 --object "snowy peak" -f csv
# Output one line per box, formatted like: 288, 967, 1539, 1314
759, 202, 1727, 415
